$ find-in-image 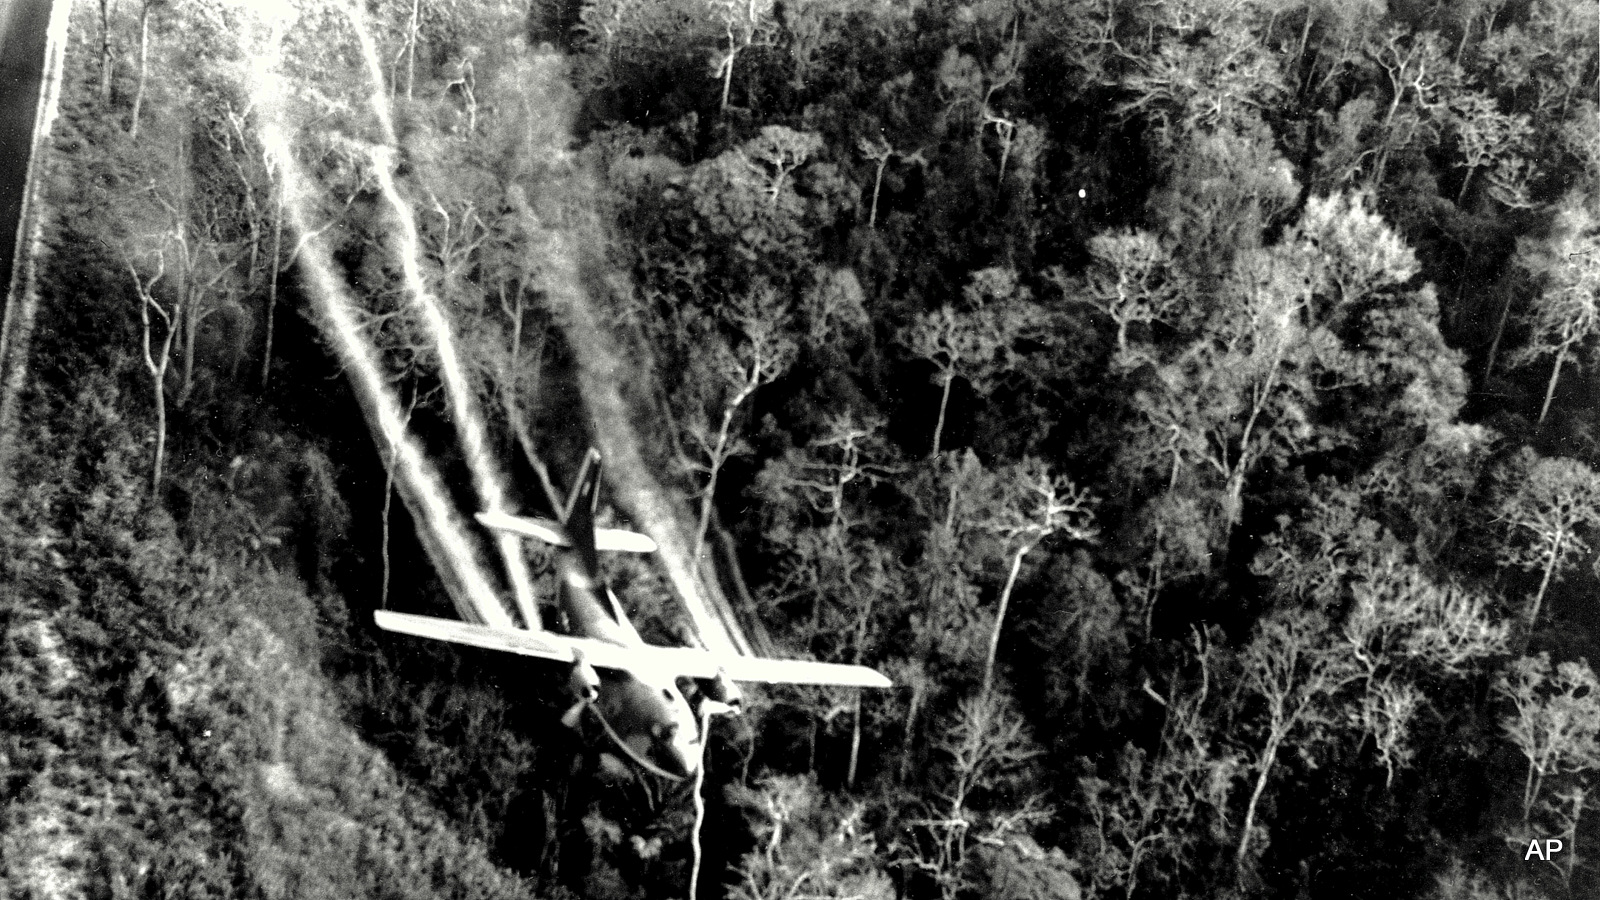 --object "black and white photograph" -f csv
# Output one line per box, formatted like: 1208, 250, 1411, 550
0, 0, 1597, 897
